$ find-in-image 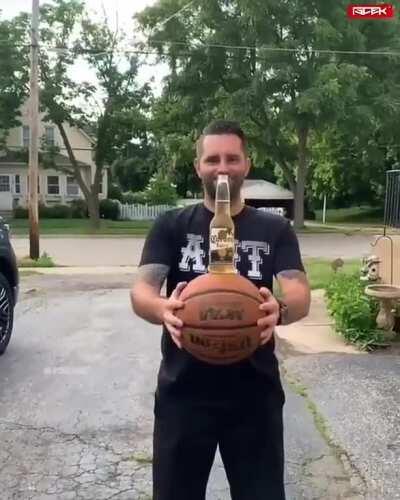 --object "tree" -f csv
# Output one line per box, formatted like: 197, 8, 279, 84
35, 0, 151, 227
137, 0, 400, 228
145, 170, 179, 205
0, 13, 29, 147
